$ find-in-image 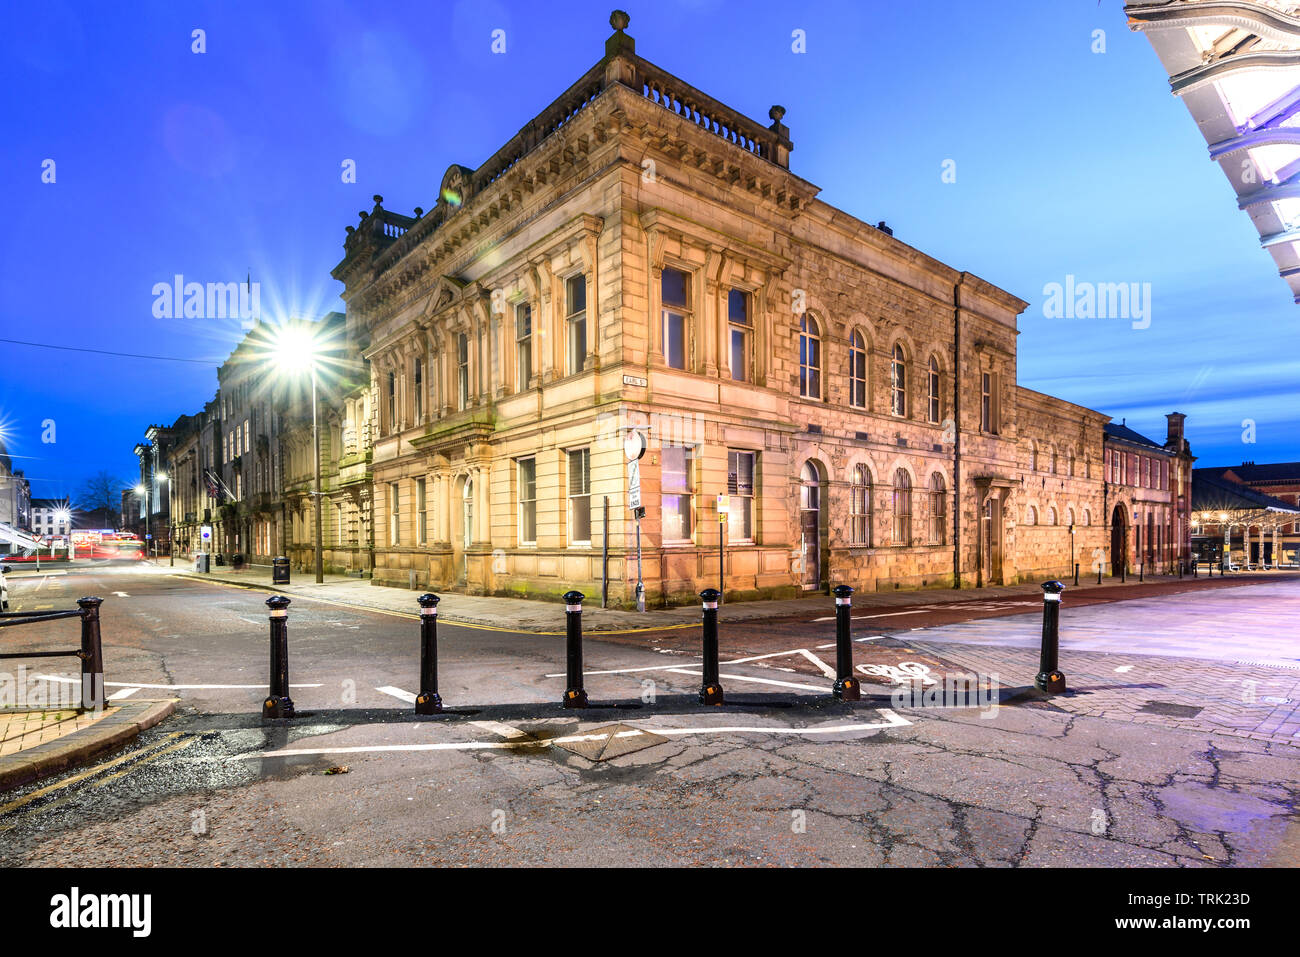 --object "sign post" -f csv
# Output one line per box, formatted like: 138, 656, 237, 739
625, 428, 647, 613
716, 493, 728, 605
